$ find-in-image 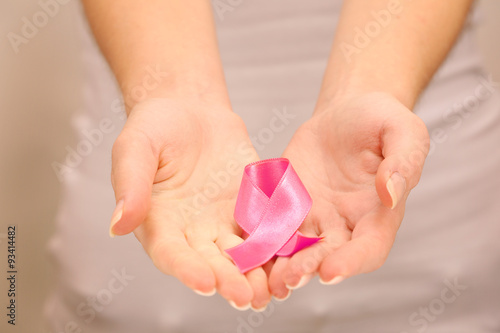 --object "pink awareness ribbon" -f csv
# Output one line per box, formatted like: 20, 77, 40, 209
226, 158, 321, 273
